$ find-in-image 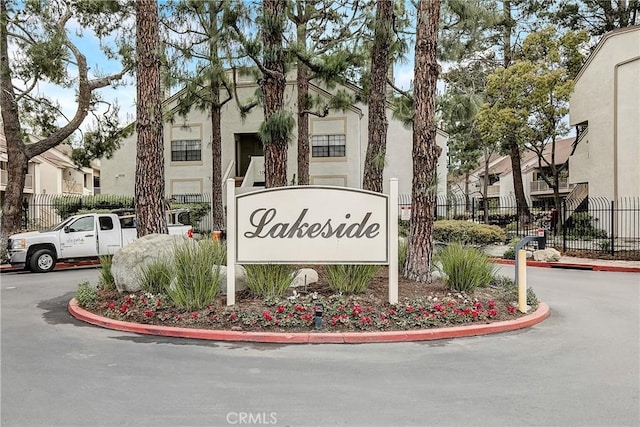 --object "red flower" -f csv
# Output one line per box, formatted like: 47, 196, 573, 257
119, 304, 129, 313
276, 305, 286, 314
474, 302, 483, 309
359, 316, 372, 324
144, 310, 154, 317
488, 300, 496, 309
405, 305, 415, 312
262, 311, 273, 321
387, 308, 397, 315
108, 302, 116, 310
294, 304, 306, 313
228, 313, 237, 321
141, 296, 147, 304
471, 310, 479, 318
338, 305, 345, 312
507, 305, 517, 314
191, 312, 199, 319
487, 309, 498, 317
352, 304, 363, 316
156, 300, 162, 307
125, 297, 132, 304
